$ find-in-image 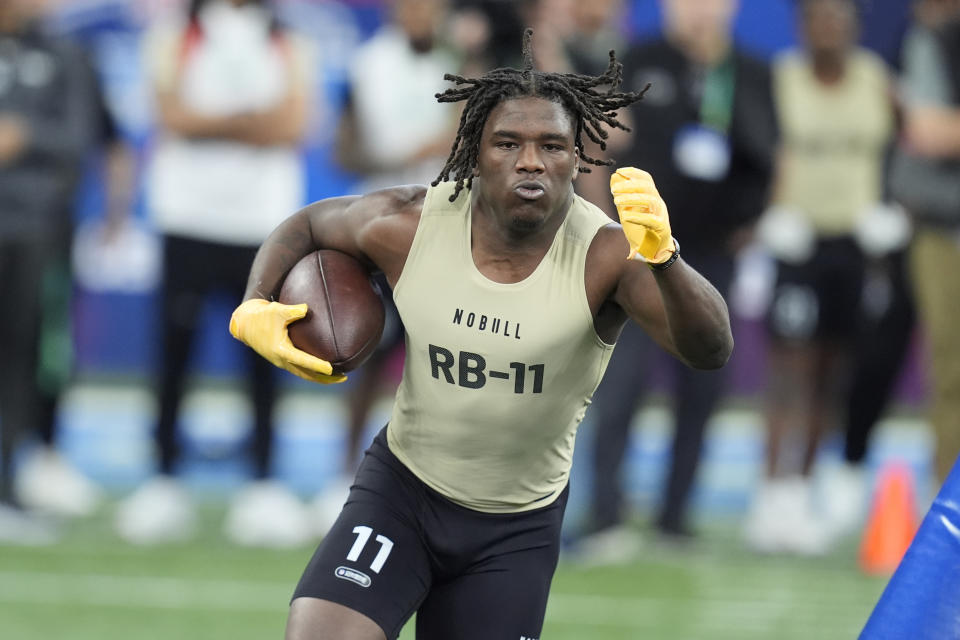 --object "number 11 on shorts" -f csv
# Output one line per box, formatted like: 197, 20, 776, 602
346, 525, 394, 573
